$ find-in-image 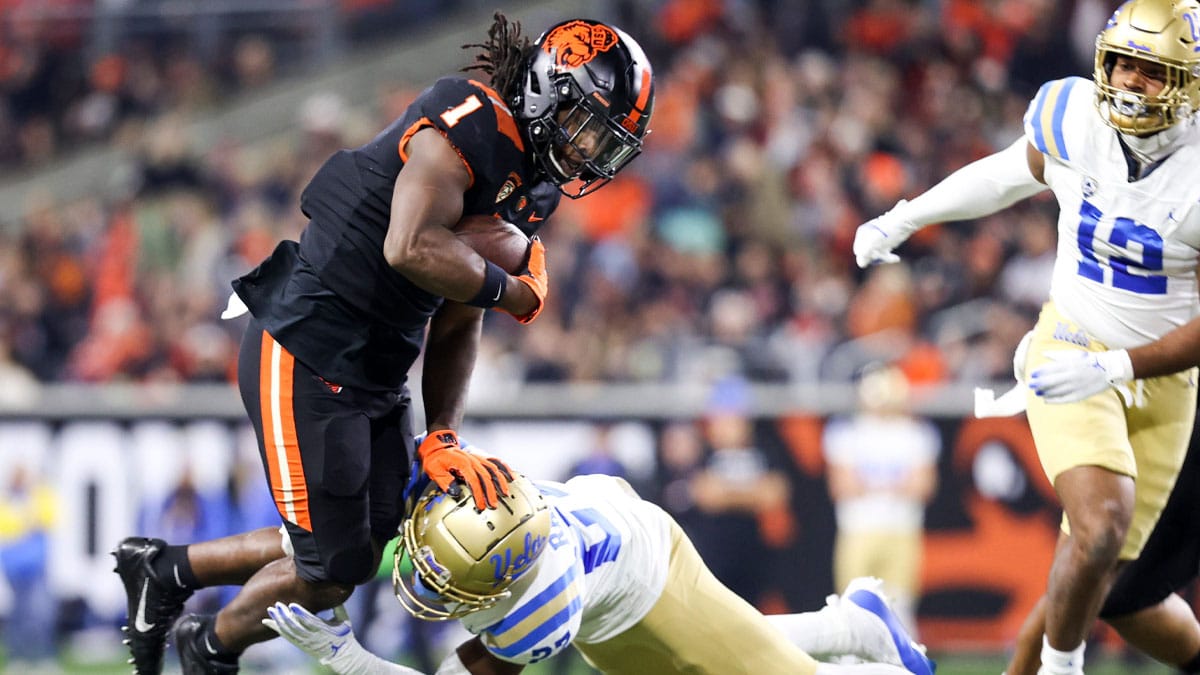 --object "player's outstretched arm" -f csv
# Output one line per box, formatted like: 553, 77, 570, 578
421, 301, 511, 509
264, 602, 424, 675
264, 605, 523, 675
853, 138, 1046, 268
421, 299, 485, 433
